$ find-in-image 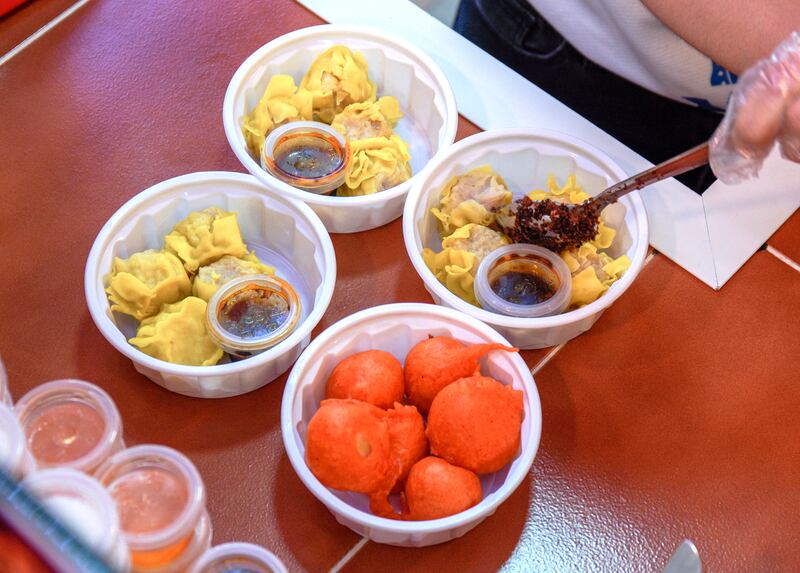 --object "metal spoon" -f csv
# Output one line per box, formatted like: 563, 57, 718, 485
496, 142, 710, 252
662, 539, 702, 573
